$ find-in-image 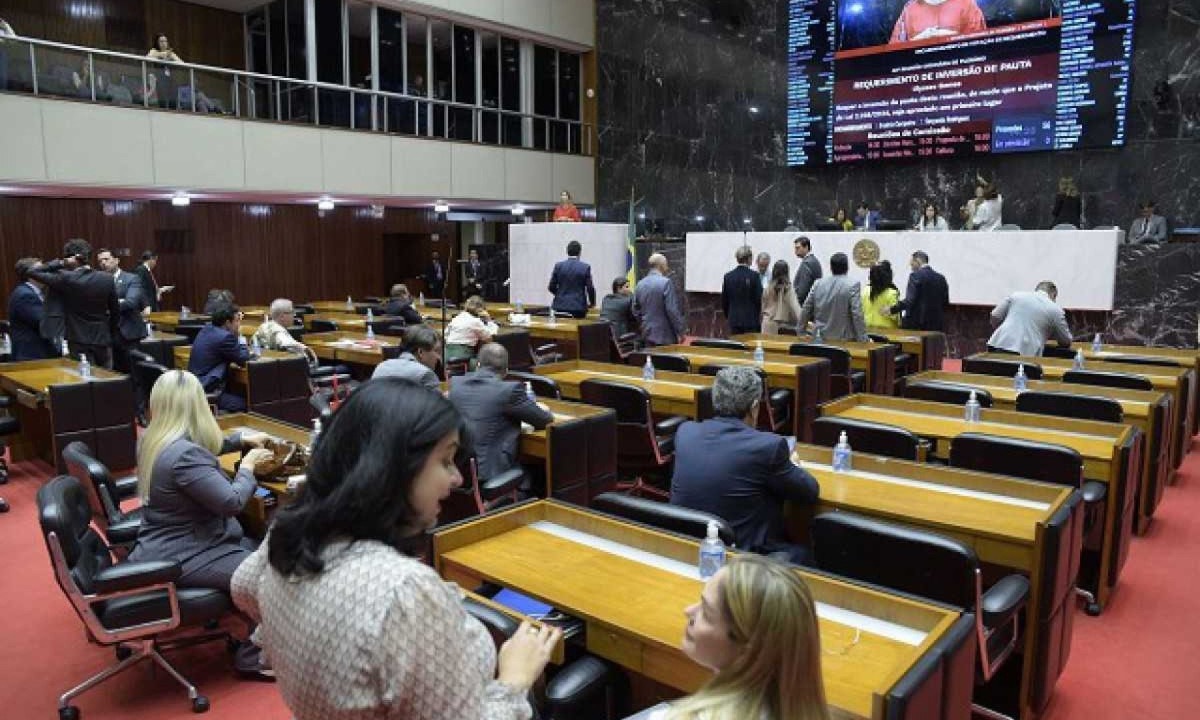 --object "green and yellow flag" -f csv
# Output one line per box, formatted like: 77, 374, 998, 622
626, 186, 637, 288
